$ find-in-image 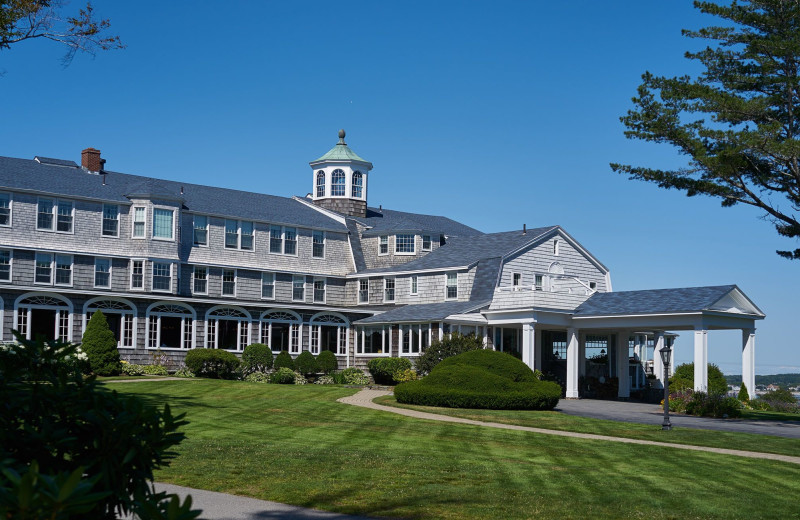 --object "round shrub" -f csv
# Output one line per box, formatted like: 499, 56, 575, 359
184, 348, 240, 379
340, 367, 370, 385
81, 310, 121, 376
244, 371, 270, 383
669, 363, 728, 395
242, 343, 273, 374
273, 350, 295, 371
395, 368, 418, 383
316, 350, 338, 374
270, 367, 296, 384
367, 357, 412, 385
437, 349, 539, 382
295, 351, 318, 376
415, 332, 483, 376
